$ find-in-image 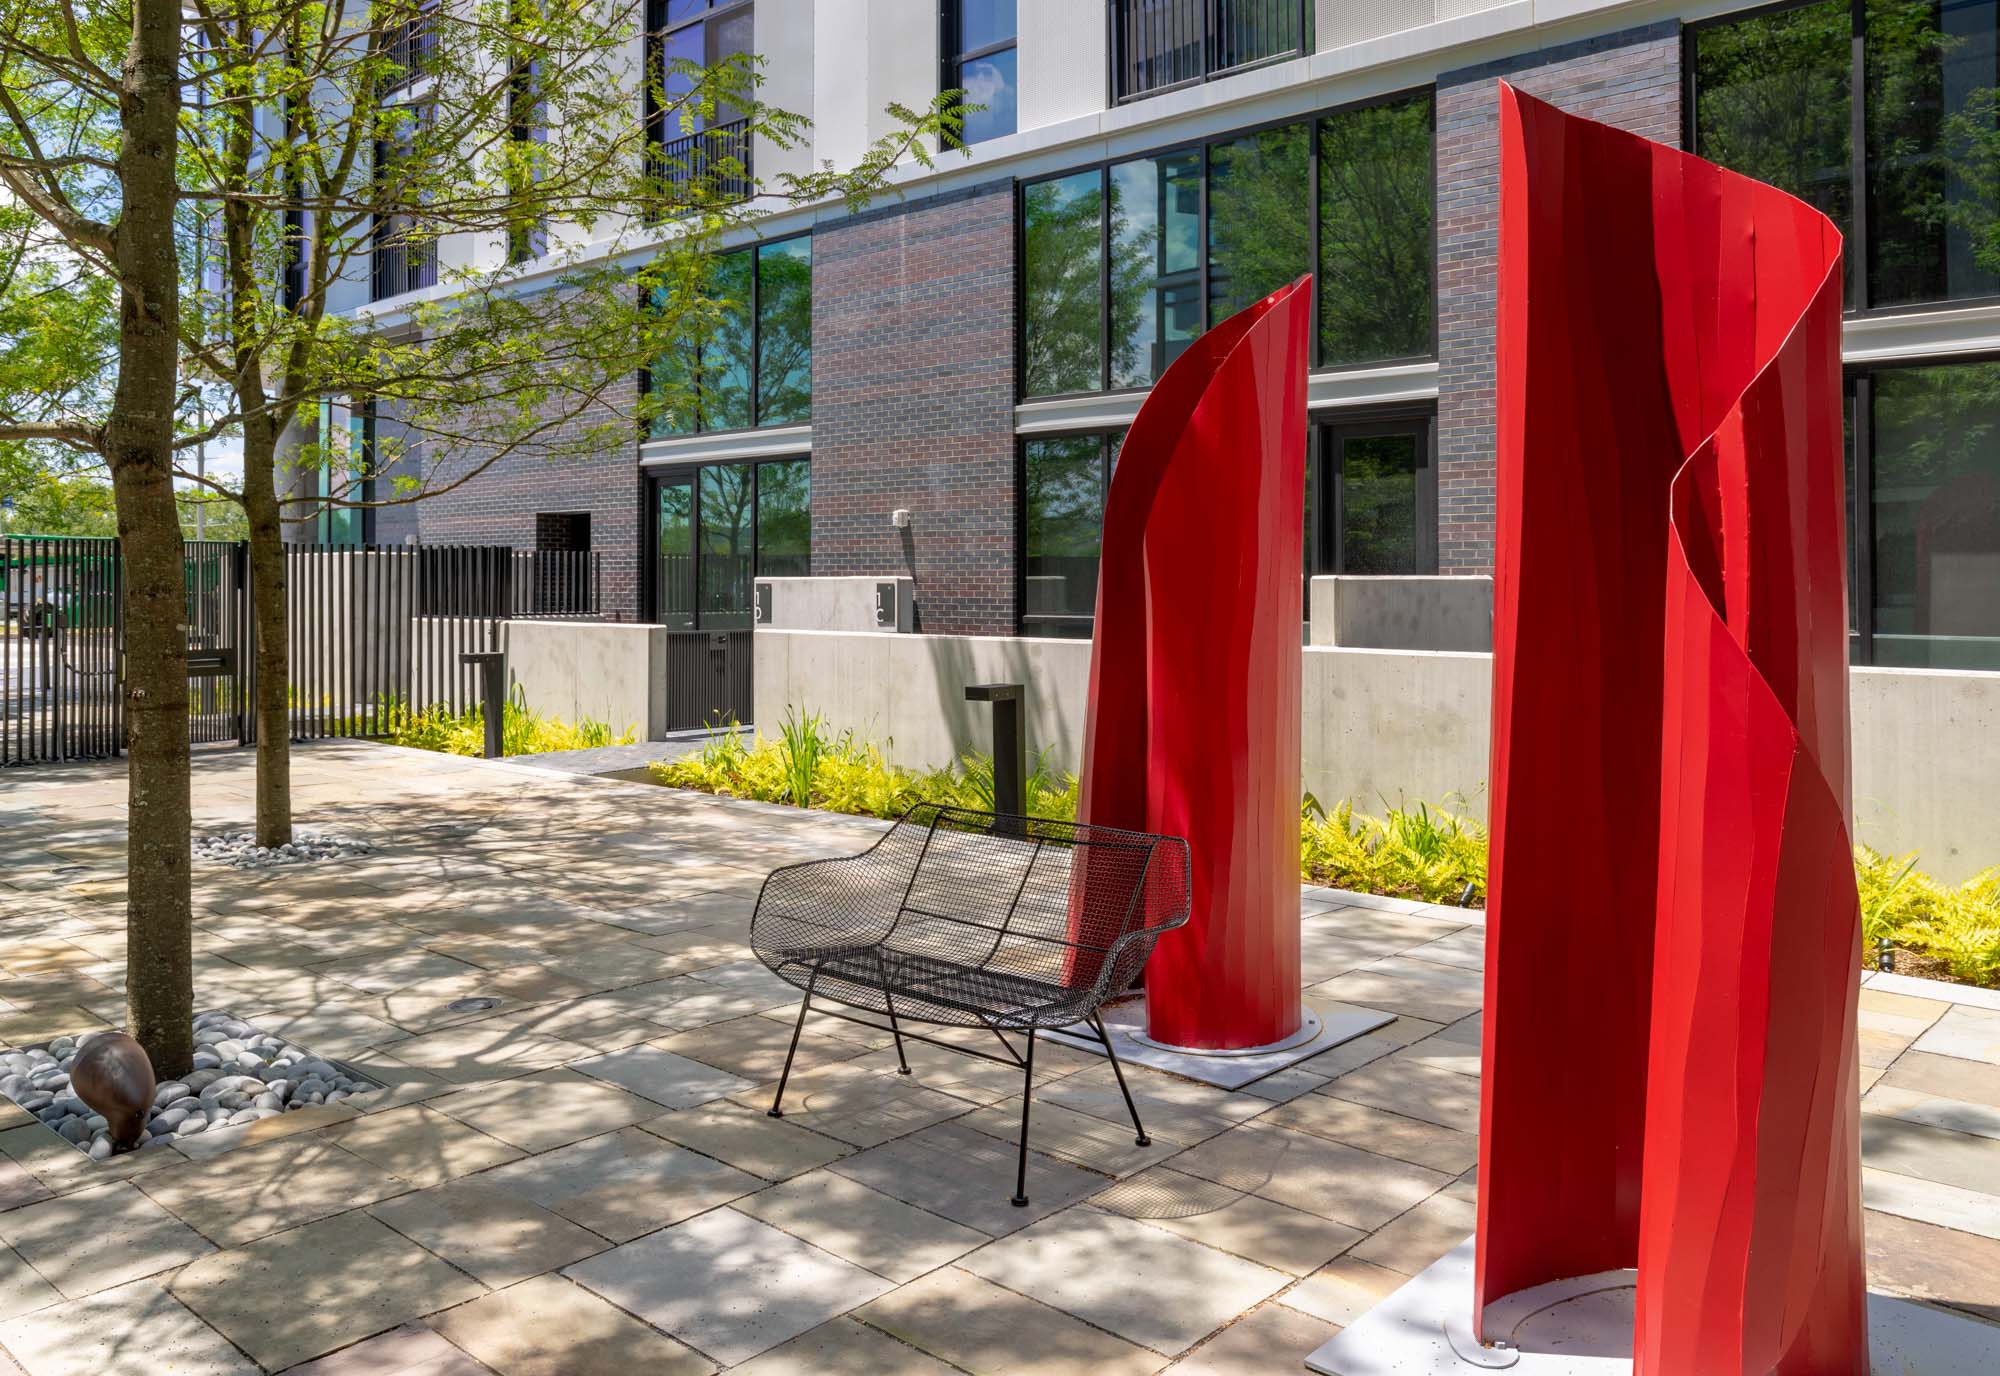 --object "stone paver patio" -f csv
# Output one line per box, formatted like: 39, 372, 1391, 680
0, 739, 1995, 1373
